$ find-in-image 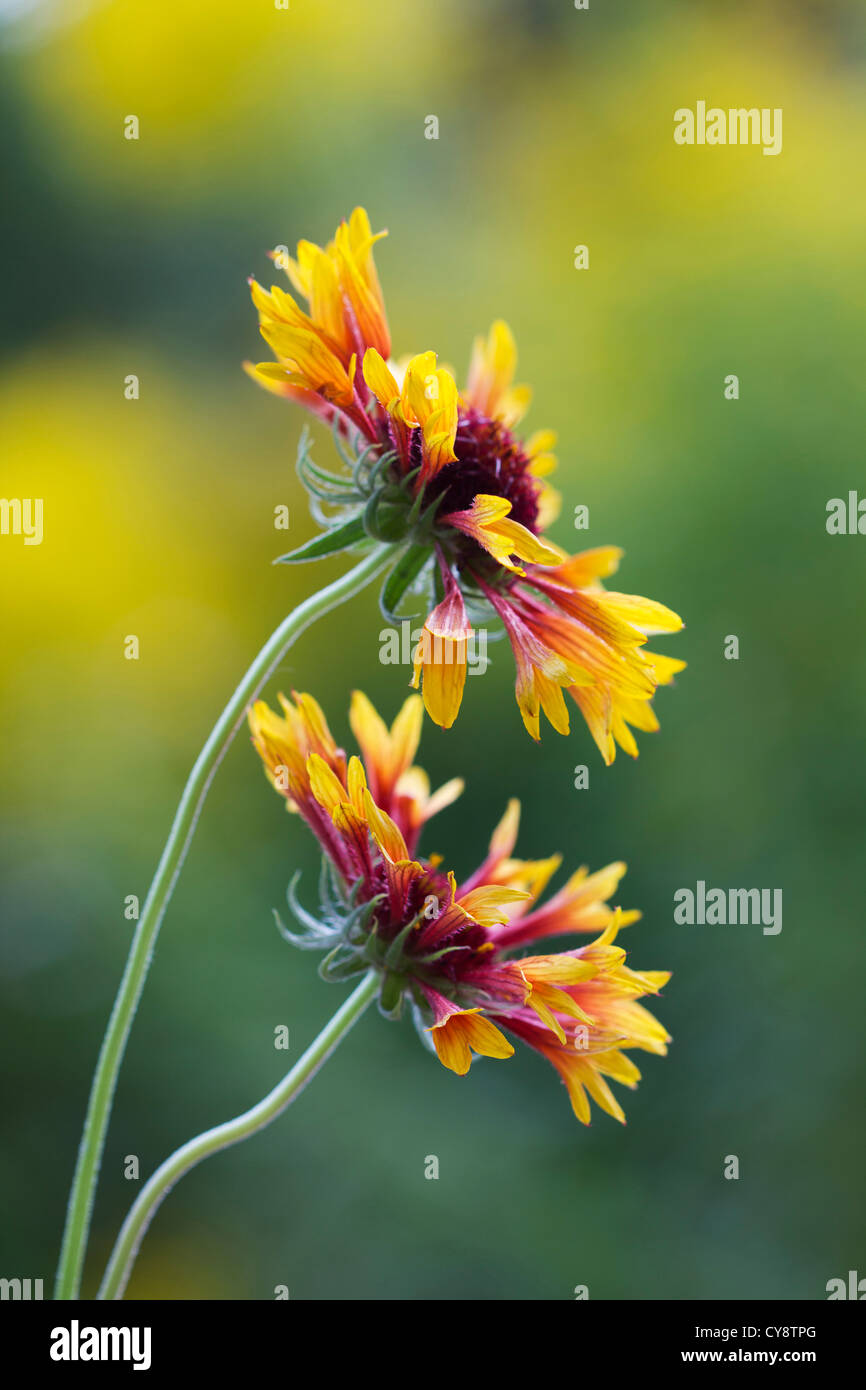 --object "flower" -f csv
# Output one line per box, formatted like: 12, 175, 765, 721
247, 209, 685, 760
248, 688, 671, 1123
